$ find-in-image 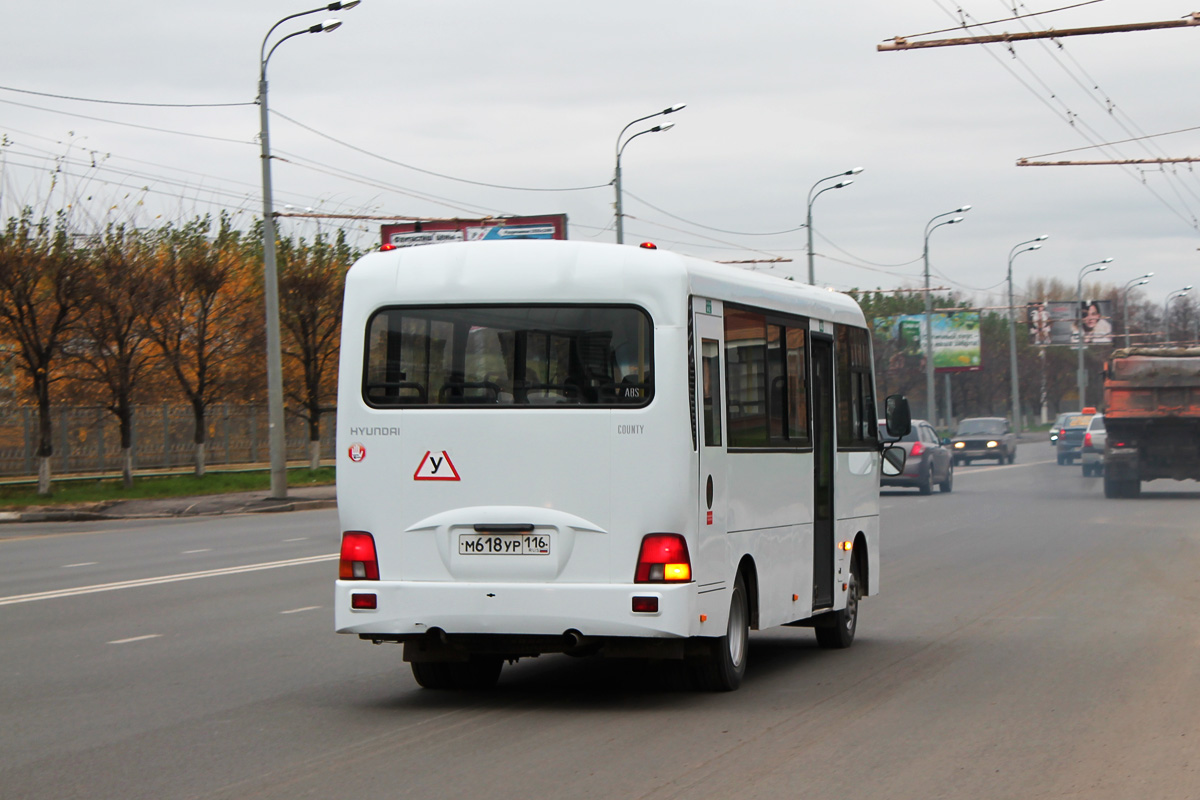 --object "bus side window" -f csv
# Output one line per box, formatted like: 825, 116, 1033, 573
702, 340, 722, 447
835, 325, 878, 449
786, 327, 810, 445
724, 308, 767, 447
